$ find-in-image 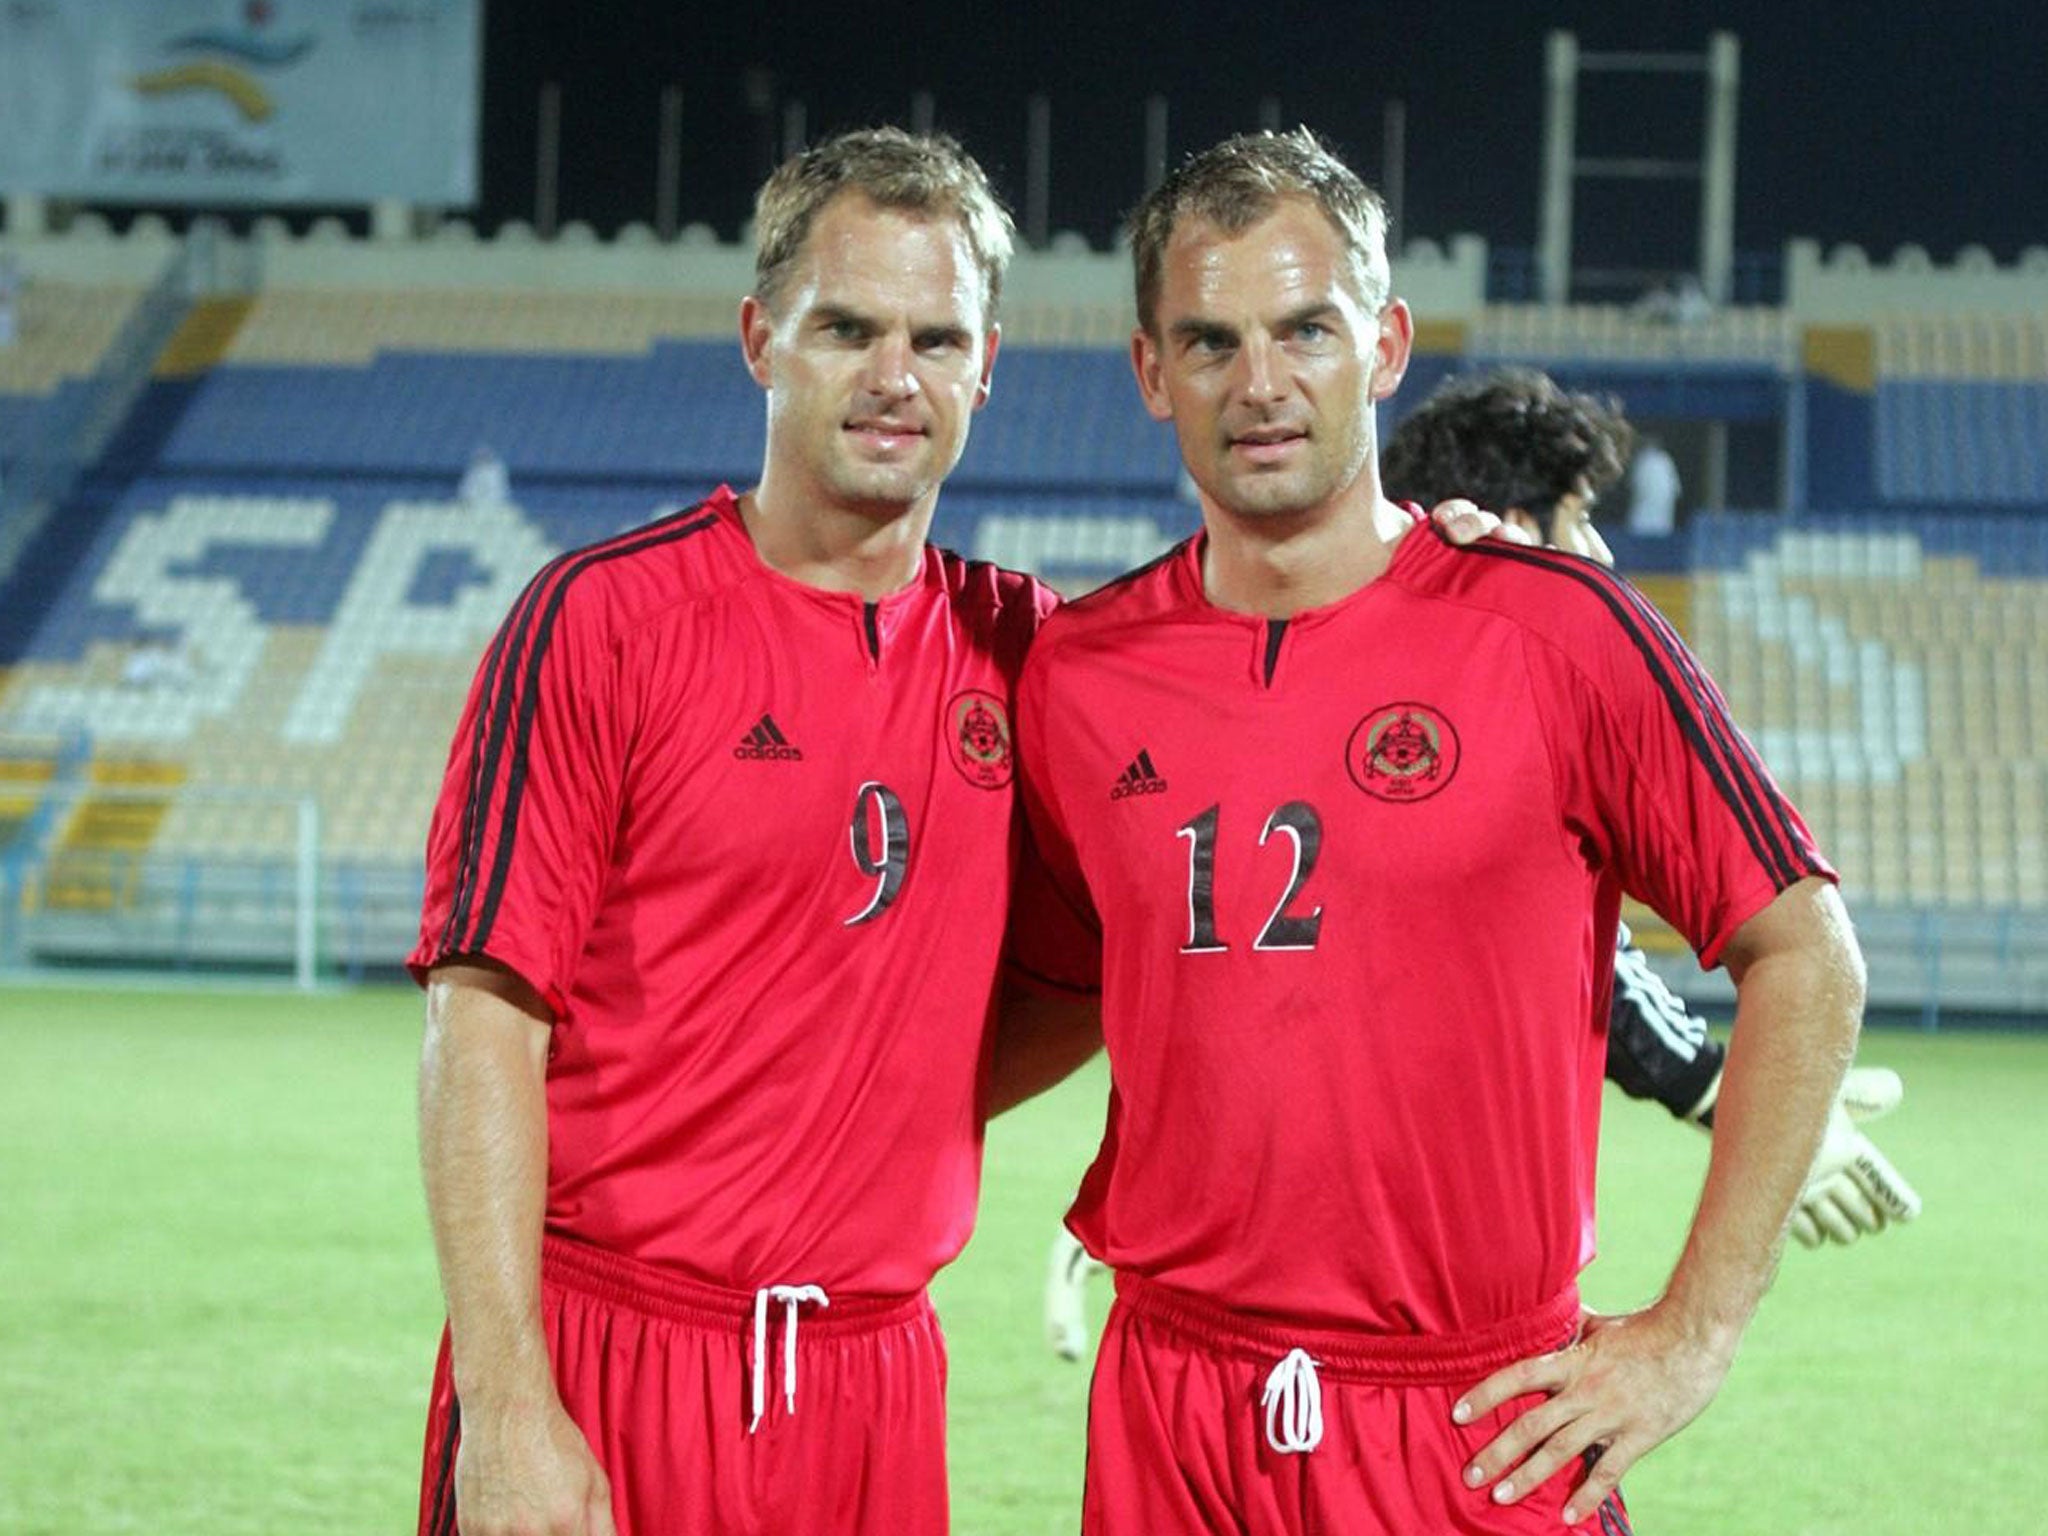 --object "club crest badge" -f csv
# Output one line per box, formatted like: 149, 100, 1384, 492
946, 689, 1014, 789
1347, 703, 1460, 803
